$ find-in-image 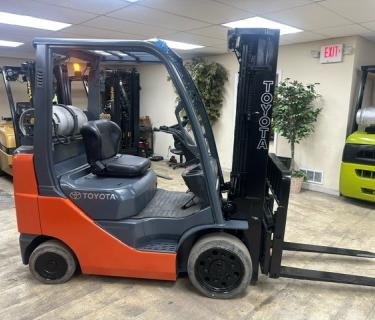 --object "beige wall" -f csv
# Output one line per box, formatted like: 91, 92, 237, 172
137, 63, 177, 159
274, 37, 357, 193
206, 54, 238, 170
